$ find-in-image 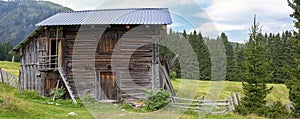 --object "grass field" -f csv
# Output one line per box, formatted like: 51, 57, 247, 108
172, 79, 290, 105
0, 61, 20, 77
0, 82, 266, 119
0, 61, 288, 118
